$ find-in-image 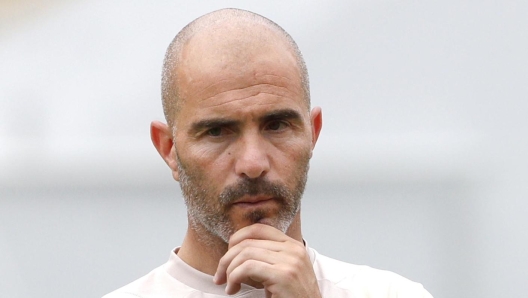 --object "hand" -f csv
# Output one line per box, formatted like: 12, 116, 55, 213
213, 224, 321, 298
